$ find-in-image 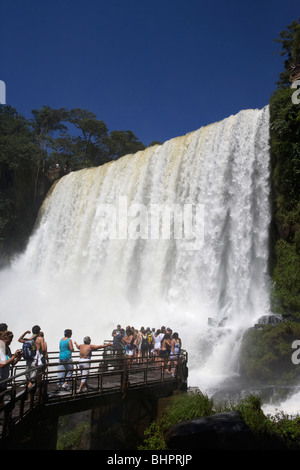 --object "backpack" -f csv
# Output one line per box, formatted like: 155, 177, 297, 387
22, 337, 37, 360
147, 333, 153, 346
141, 334, 148, 350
